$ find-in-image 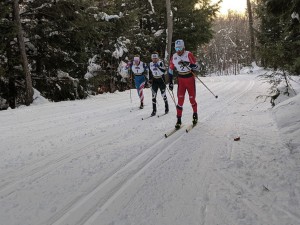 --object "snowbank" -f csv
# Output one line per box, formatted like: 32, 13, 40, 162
273, 93, 300, 154
32, 89, 49, 105
240, 62, 266, 74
